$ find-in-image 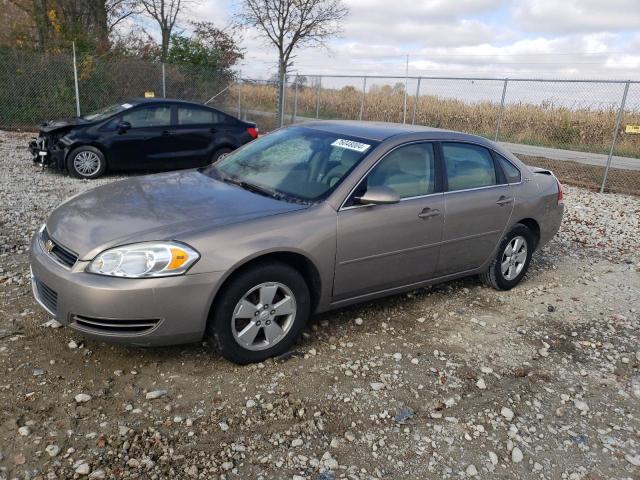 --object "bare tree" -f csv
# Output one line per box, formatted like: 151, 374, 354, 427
139, 0, 188, 60
237, 0, 348, 124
